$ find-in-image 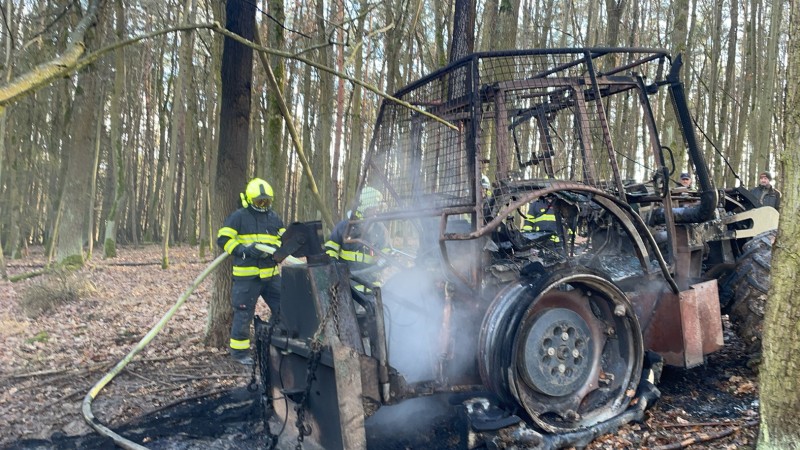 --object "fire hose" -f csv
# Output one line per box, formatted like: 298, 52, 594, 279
80, 248, 305, 449
81, 252, 229, 450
